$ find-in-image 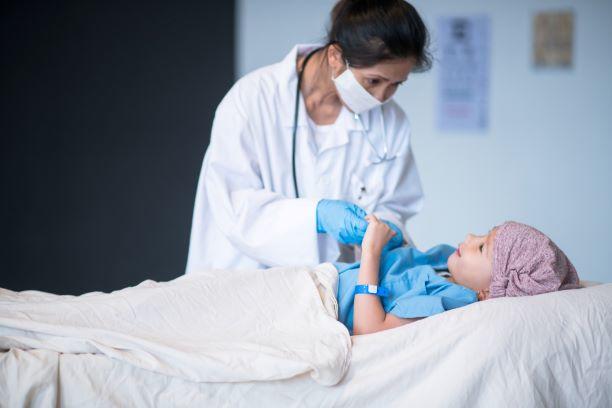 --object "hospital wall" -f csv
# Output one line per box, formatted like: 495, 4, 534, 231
237, 0, 612, 283
1, 1, 235, 293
